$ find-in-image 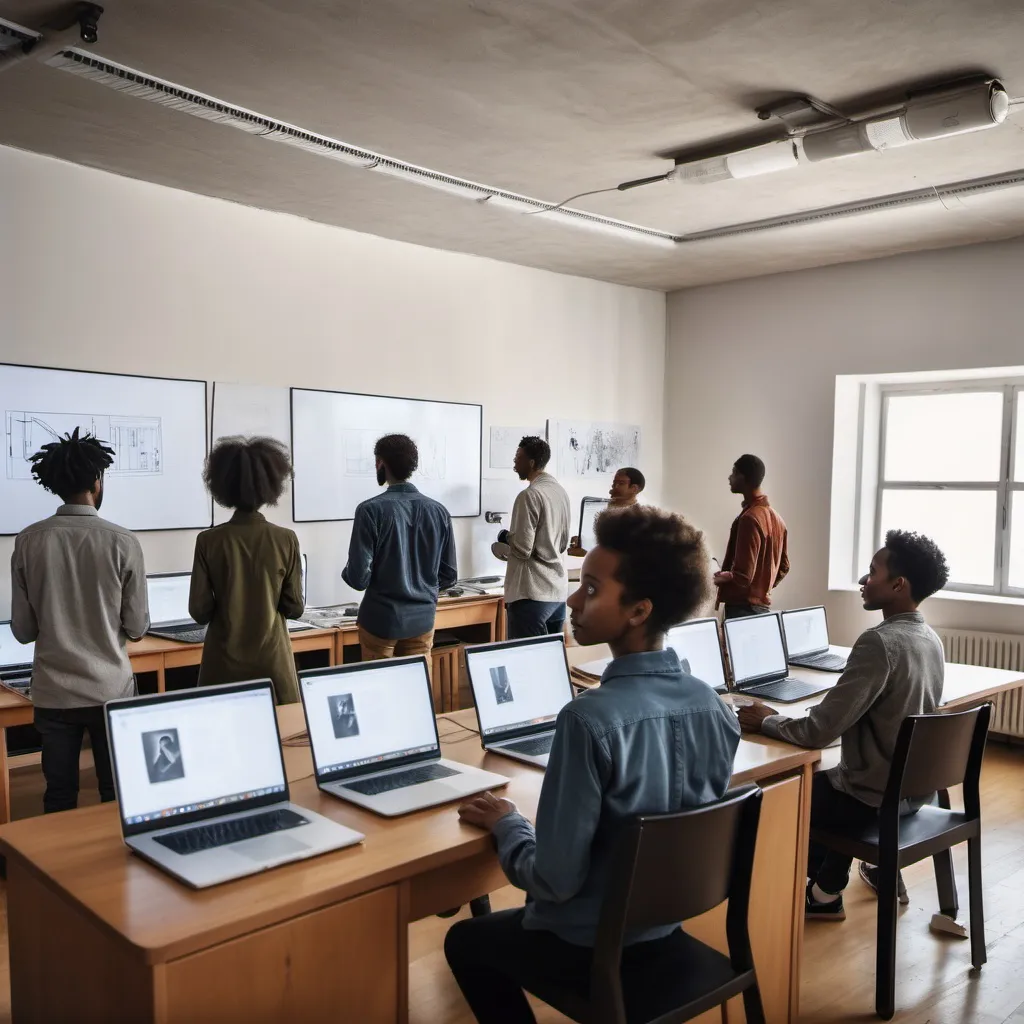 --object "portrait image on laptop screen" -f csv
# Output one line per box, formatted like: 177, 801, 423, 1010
782, 606, 829, 658
301, 659, 440, 779
0, 621, 34, 670
666, 619, 726, 692
726, 614, 788, 687
107, 684, 287, 828
466, 636, 574, 739
146, 573, 193, 627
